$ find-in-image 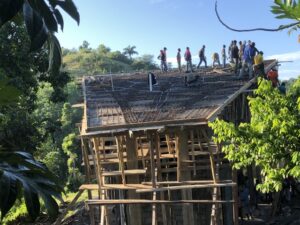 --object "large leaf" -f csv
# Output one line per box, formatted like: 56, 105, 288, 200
54, 9, 64, 30
23, 0, 48, 51
0, 173, 18, 219
0, 0, 24, 26
0, 151, 63, 221
48, 34, 62, 74
55, 0, 80, 25
23, 184, 40, 220
40, 193, 59, 219
29, 0, 58, 32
